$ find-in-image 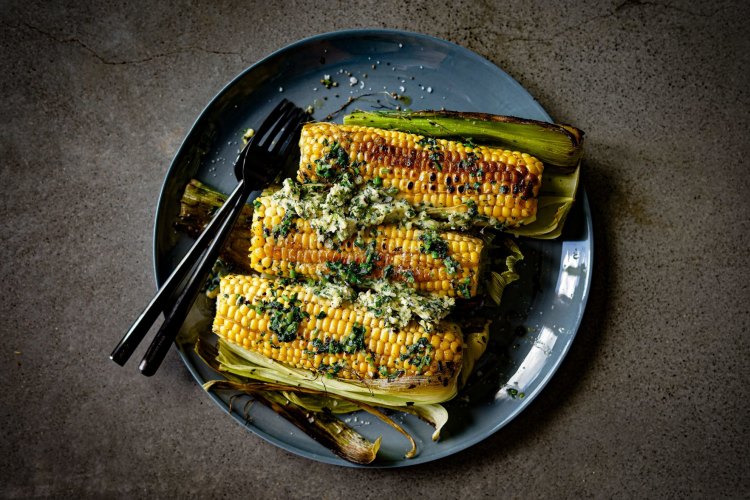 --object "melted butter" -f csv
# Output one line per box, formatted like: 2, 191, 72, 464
269, 177, 475, 248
